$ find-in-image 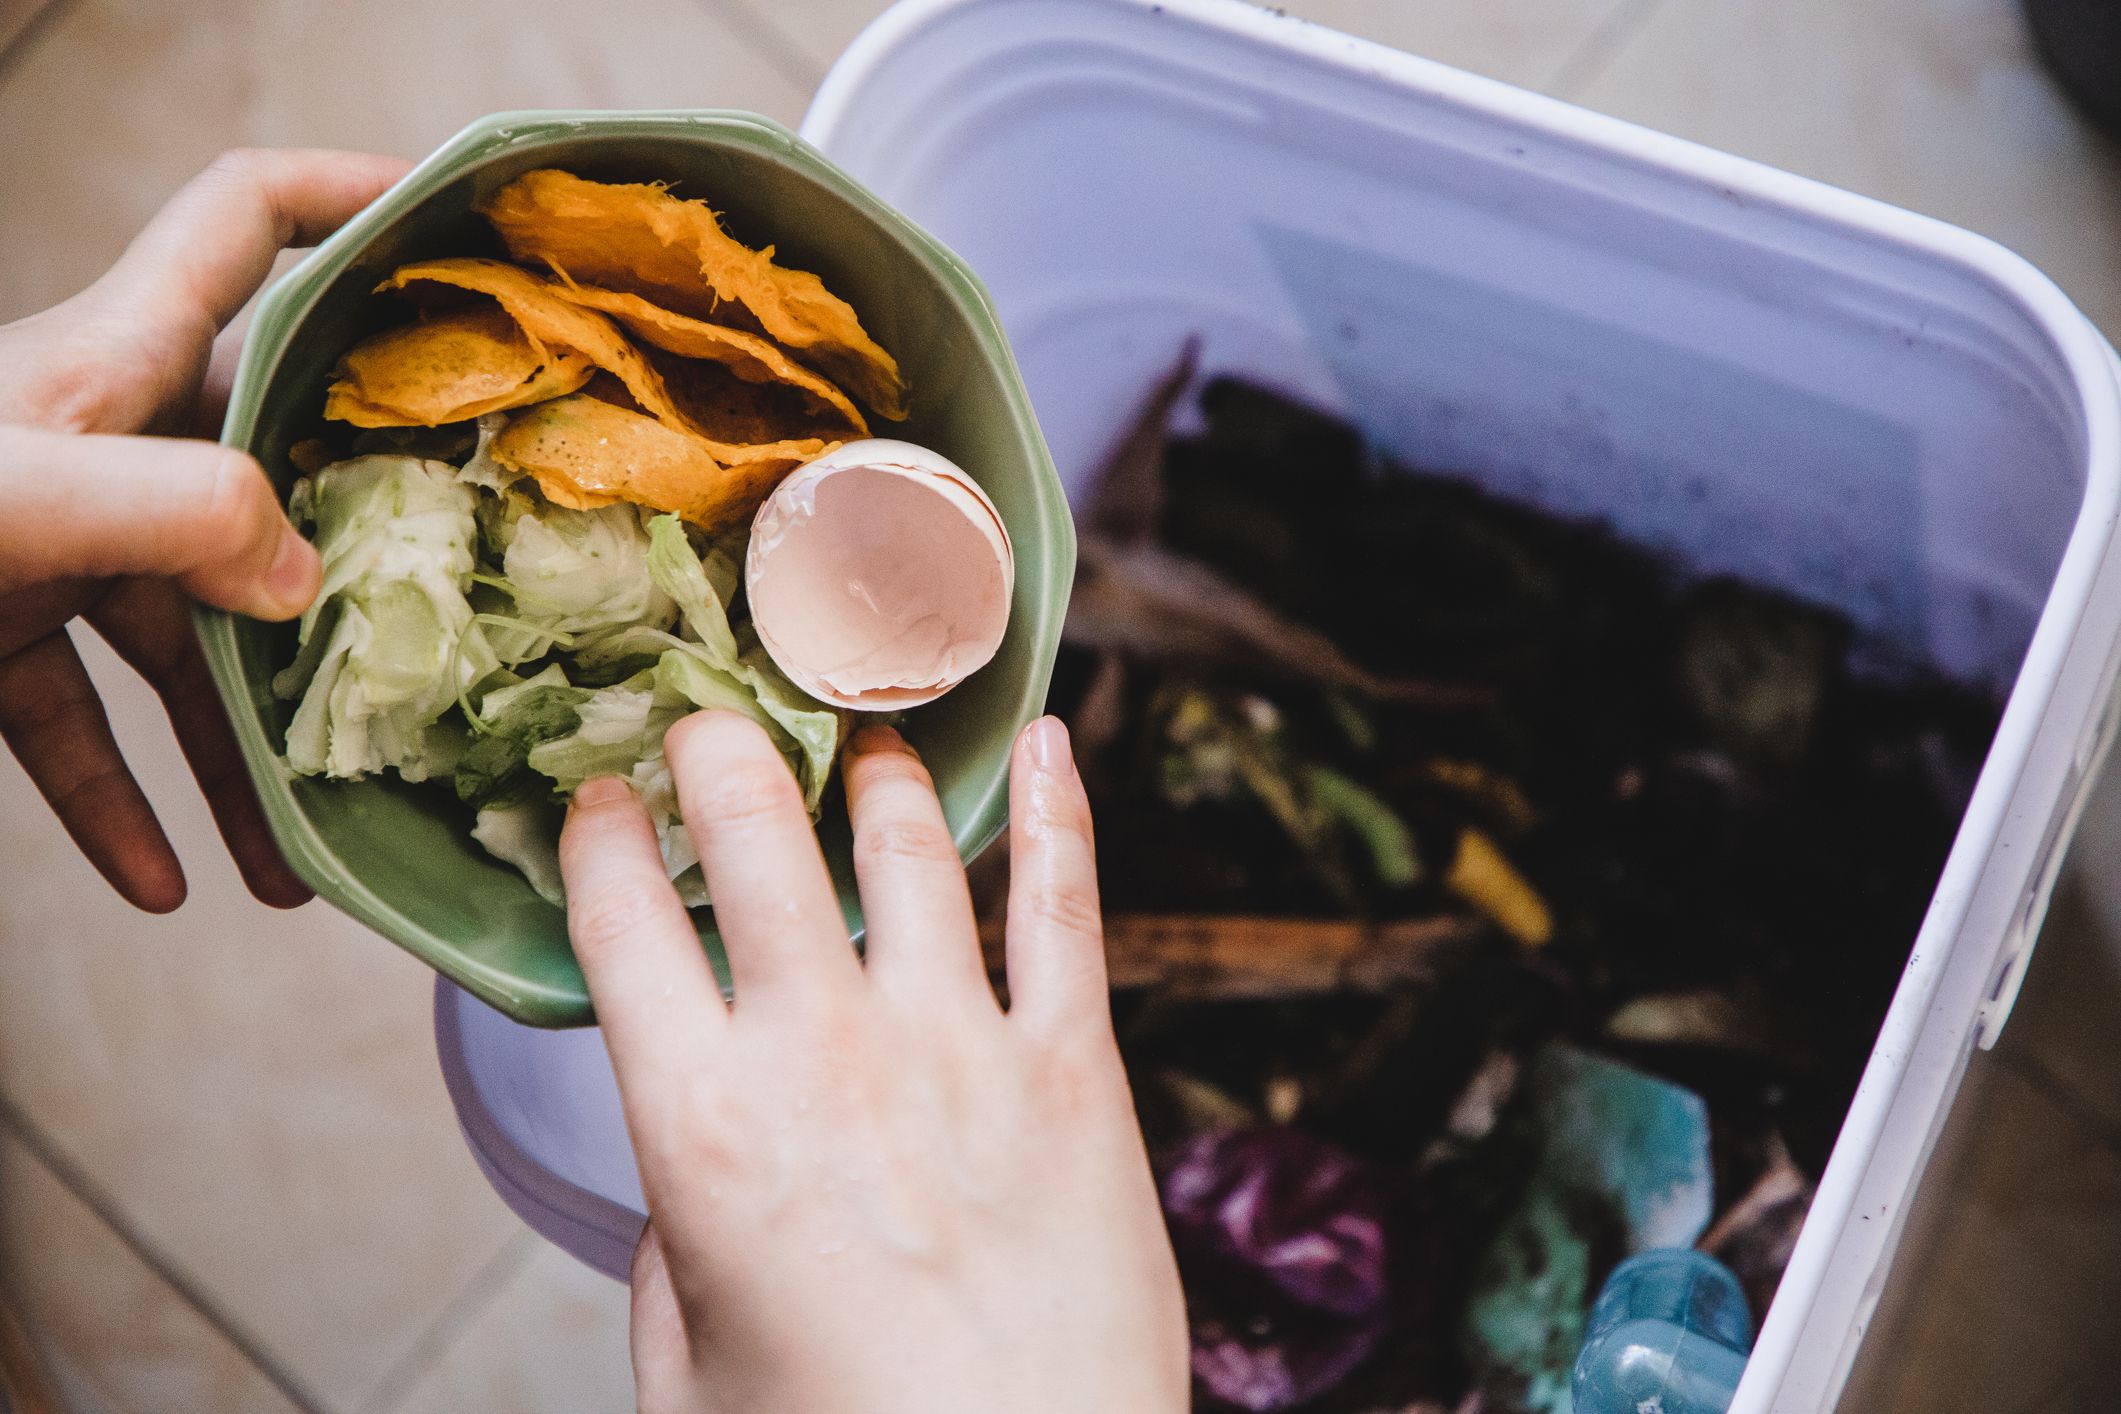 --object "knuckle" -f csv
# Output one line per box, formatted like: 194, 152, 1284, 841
1041, 789, 1095, 846
44, 758, 135, 817
564, 877, 654, 962
634, 1106, 748, 1206
1, 316, 128, 433
679, 749, 800, 832
700, 766, 795, 831
855, 746, 934, 792
1025, 880, 1105, 943
855, 815, 957, 871
201, 147, 266, 192
147, 631, 215, 698
0, 663, 98, 744
191, 447, 270, 547
671, 1094, 747, 1165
